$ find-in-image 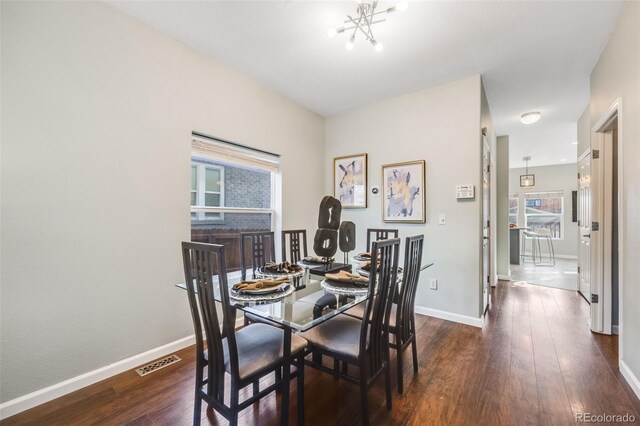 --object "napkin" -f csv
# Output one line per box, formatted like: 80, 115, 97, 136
264, 261, 302, 274
359, 261, 372, 271
232, 277, 289, 292
325, 270, 369, 284
359, 262, 403, 274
